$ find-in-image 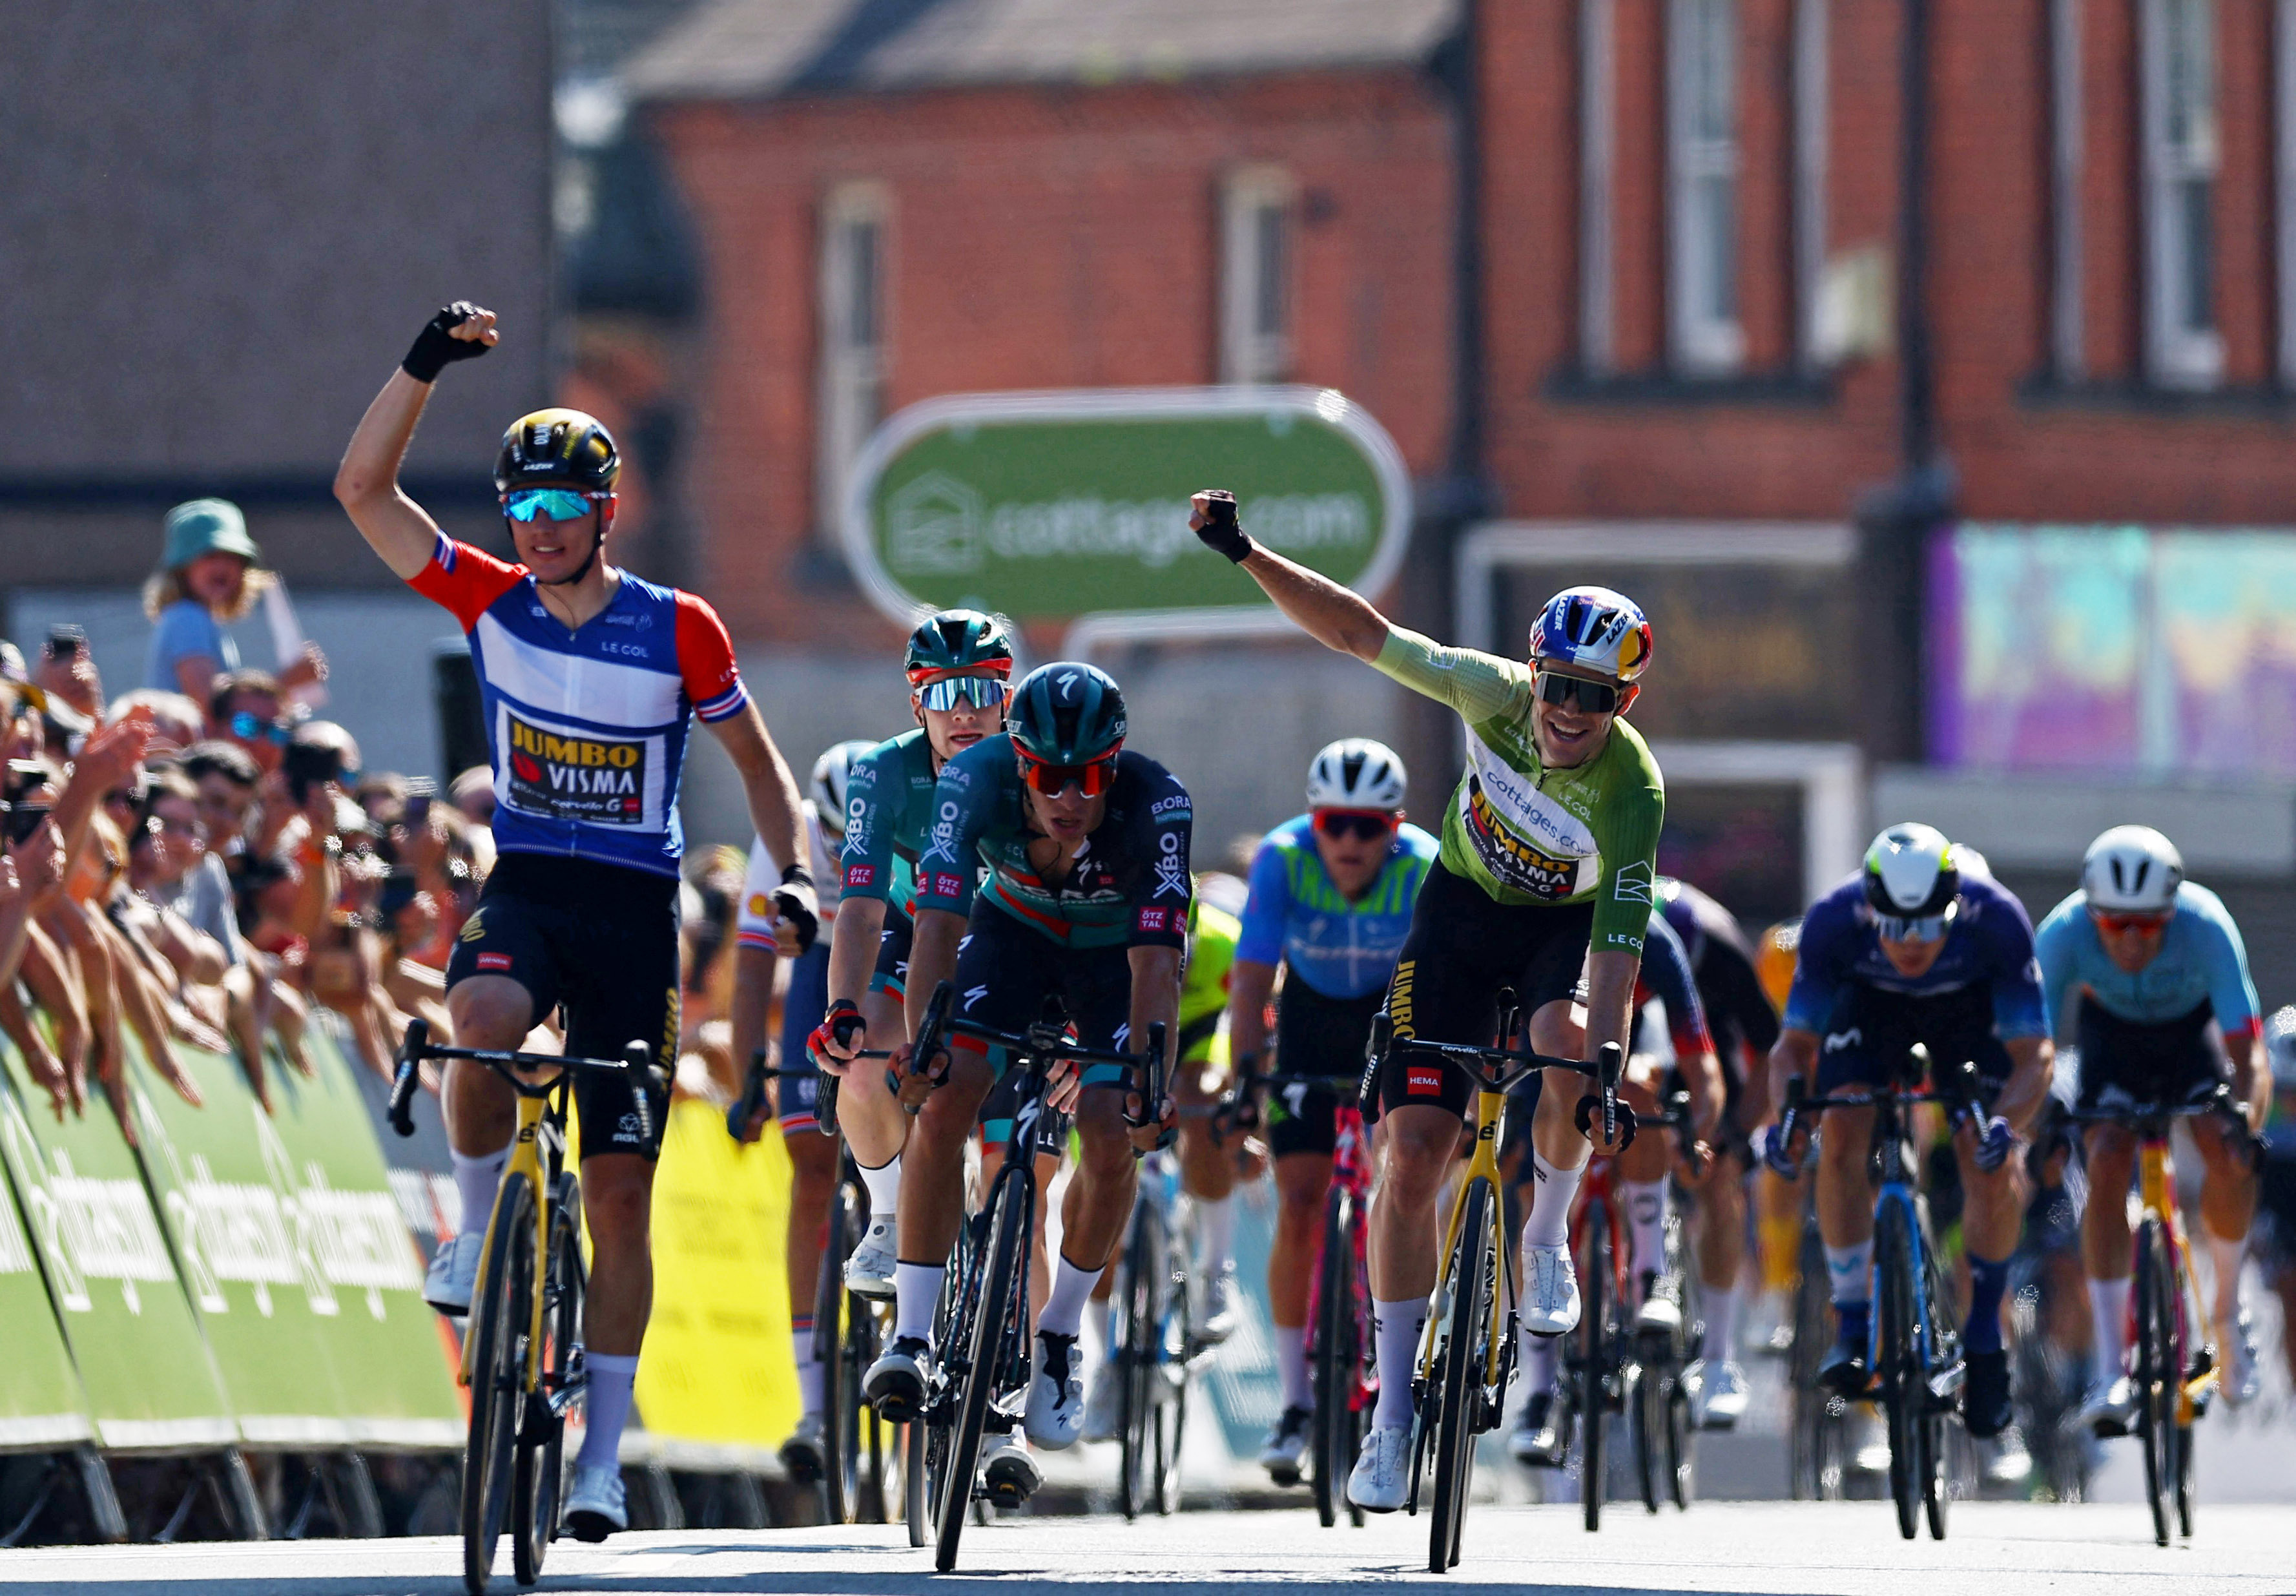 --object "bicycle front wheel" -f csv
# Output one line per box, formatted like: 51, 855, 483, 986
513, 1172, 583, 1588
1309, 1190, 1355, 1528
936, 1168, 1028, 1571
463, 1174, 537, 1595
1788, 1219, 1843, 1500
1427, 1176, 1494, 1573
1577, 1201, 1613, 1533
818, 1180, 860, 1524
1116, 1194, 1161, 1522
2135, 1218, 2175, 1548
1876, 1198, 1919, 1542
